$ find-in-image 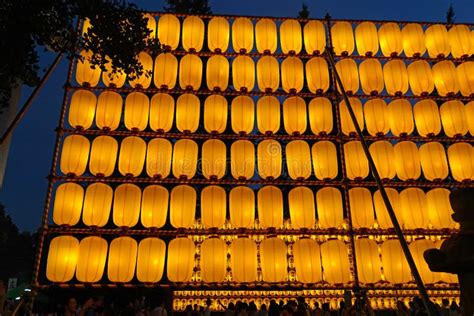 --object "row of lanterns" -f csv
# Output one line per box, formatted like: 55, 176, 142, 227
60, 135, 474, 182
120, 14, 473, 58
53, 179, 456, 230
77, 51, 474, 98
46, 235, 456, 285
